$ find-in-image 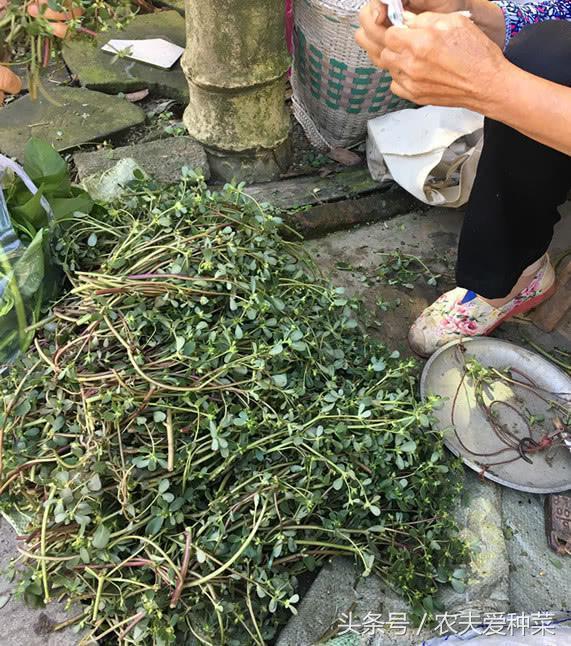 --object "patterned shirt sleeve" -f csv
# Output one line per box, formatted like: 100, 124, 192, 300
493, 0, 571, 49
